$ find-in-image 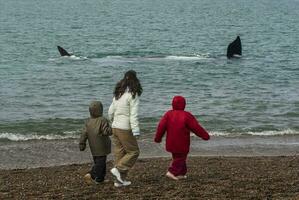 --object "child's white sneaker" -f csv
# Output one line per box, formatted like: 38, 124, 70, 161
114, 180, 131, 187
110, 167, 124, 183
